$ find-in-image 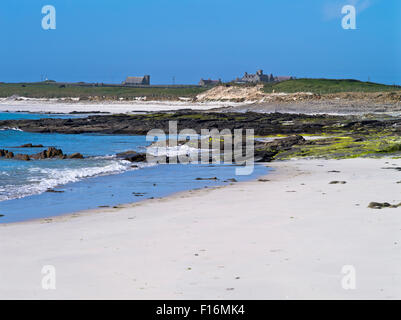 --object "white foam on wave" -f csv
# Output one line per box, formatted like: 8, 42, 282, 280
147, 144, 203, 157
0, 159, 142, 201
0, 127, 22, 131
